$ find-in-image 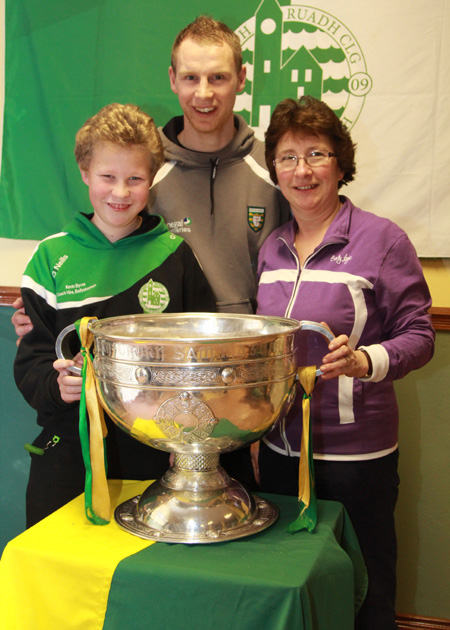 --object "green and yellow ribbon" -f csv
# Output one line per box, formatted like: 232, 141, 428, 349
76, 316, 111, 525
287, 365, 317, 534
